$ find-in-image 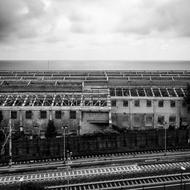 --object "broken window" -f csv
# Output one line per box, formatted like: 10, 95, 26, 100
158, 100, 164, 107
146, 100, 152, 107
55, 110, 62, 119
111, 100, 116, 107
169, 116, 176, 123
11, 111, 17, 119
170, 100, 176, 107
123, 100, 128, 107
26, 110, 32, 119
70, 111, 76, 119
134, 100, 140, 107
40, 111, 47, 119
157, 116, 164, 125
